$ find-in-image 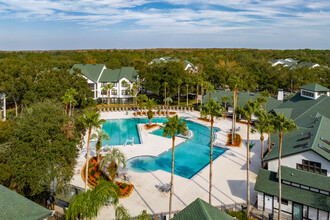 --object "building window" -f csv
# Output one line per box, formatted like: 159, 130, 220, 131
301, 90, 314, 98
281, 199, 288, 206
88, 83, 94, 90
318, 91, 327, 96
111, 89, 117, 95
121, 81, 128, 88
121, 90, 129, 95
111, 83, 117, 87
296, 160, 327, 175
101, 82, 108, 87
